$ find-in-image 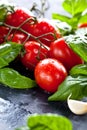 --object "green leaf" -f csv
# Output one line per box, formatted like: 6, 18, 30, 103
70, 64, 87, 76
52, 13, 79, 29
0, 42, 22, 68
0, 68, 36, 89
0, 4, 14, 22
52, 13, 71, 24
0, 6, 7, 22
62, 0, 87, 16
52, 0, 87, 30
48, 75, 87, 101
79, 13, 87, 23
65, 35, 87, 62
27, 114, 73, 130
